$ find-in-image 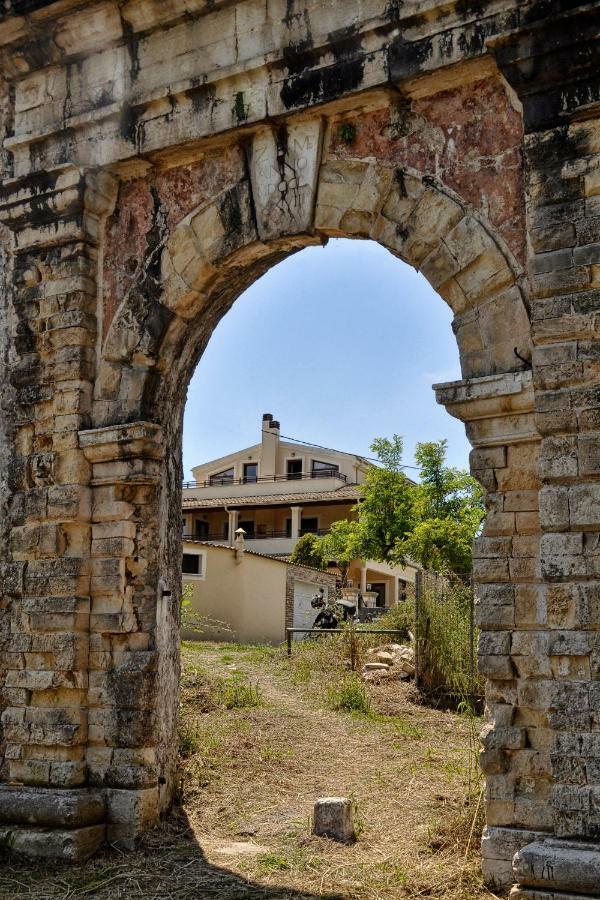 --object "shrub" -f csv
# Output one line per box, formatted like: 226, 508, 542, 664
376, 598, 415, 642
289, 533, 327, 569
